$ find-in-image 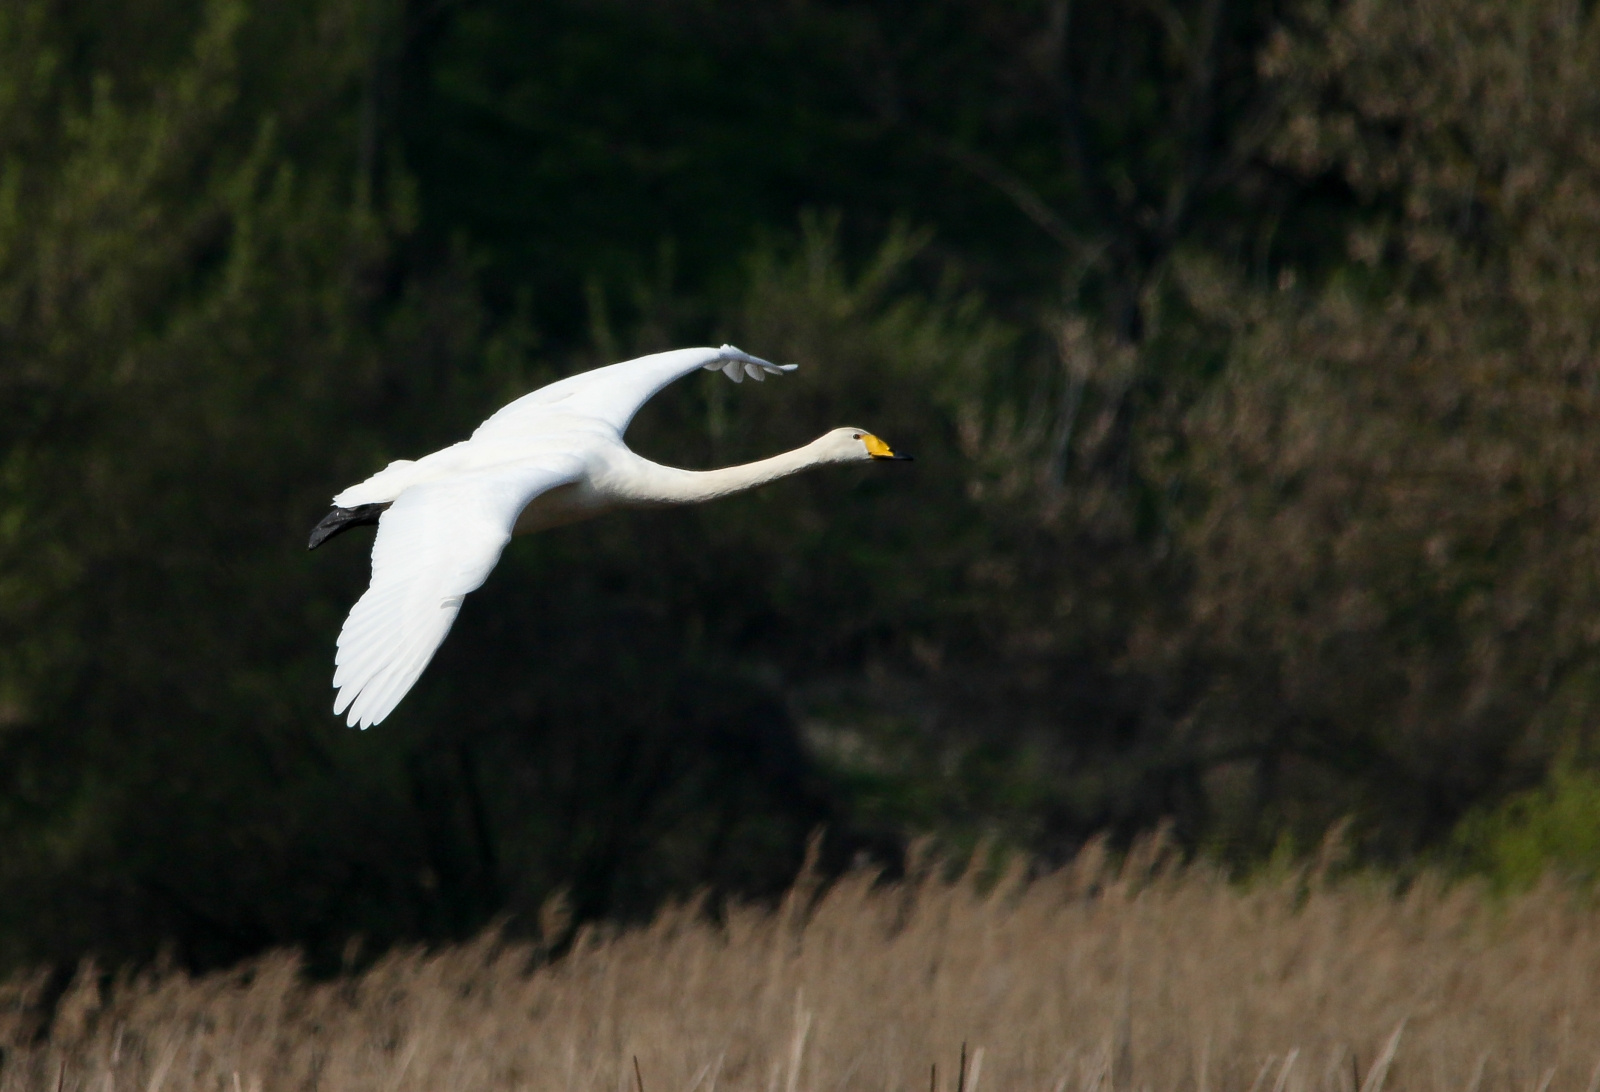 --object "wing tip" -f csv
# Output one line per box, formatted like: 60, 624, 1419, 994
334, 682, 394, 730
705, 345, 797, 382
